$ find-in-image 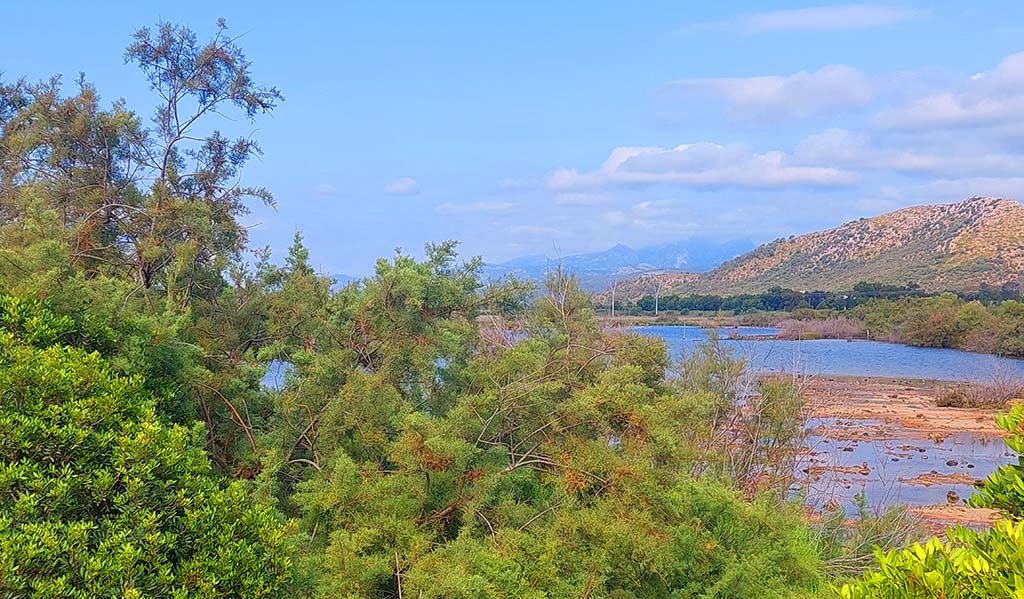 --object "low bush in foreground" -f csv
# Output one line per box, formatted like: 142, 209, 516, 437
836, 524, 1024, 599
0, 298, 294, 598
